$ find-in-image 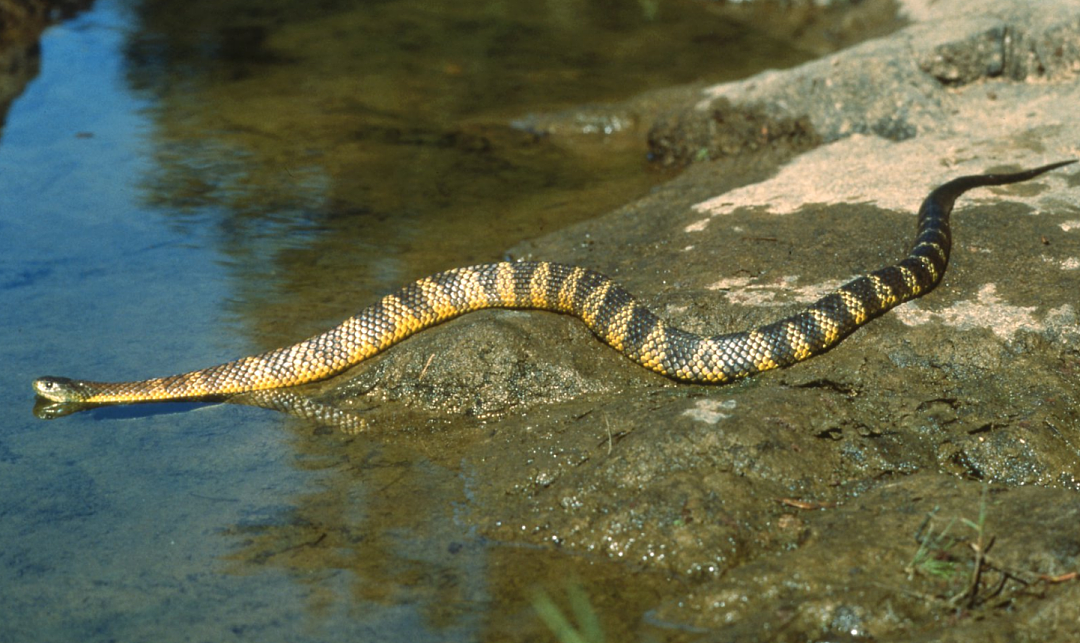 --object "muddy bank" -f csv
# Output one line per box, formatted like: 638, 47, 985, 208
292, 0, 1080, 640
